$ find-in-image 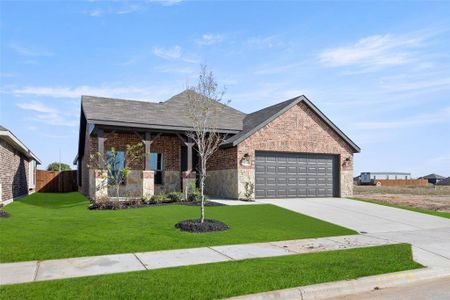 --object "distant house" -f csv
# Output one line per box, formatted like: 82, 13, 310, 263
436, 177, 450, 186
0, 125, 41, 205
420, 173, 445, 185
